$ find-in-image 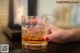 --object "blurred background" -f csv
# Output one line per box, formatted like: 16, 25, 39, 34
0, 0, 80, 53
